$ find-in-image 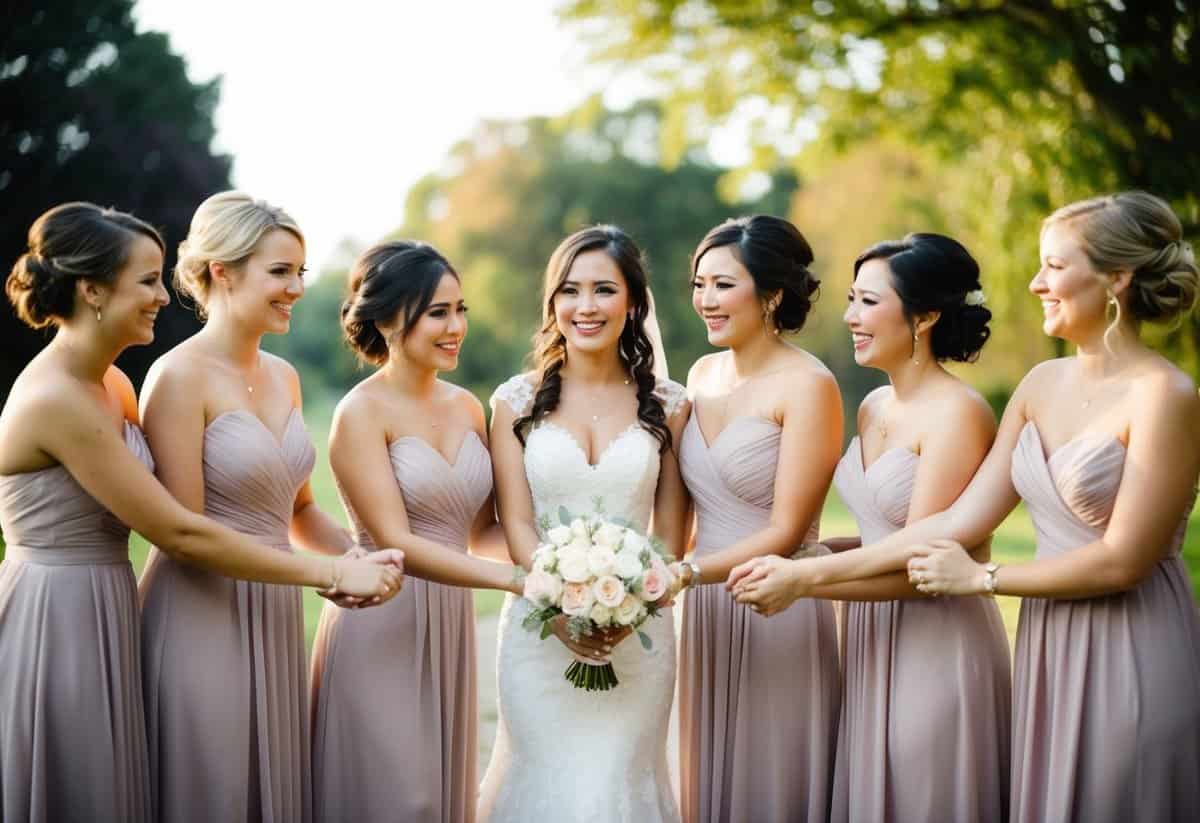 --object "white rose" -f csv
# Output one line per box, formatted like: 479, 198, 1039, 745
622, 531, 649, 557
594, 522, 625, 550
613, 548, 644, 579
522, 570, 562, 607
566, 536, 592, 556
561, 581, 595, 616
592, 574, 627, 608
614, 593, 642, 626
557, 546, 592, 583
570, 518, 590, 540
589, 602, 614, 627
546, 525, 573, 547
531, 545, 557, 574
587, 546, 617, 577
